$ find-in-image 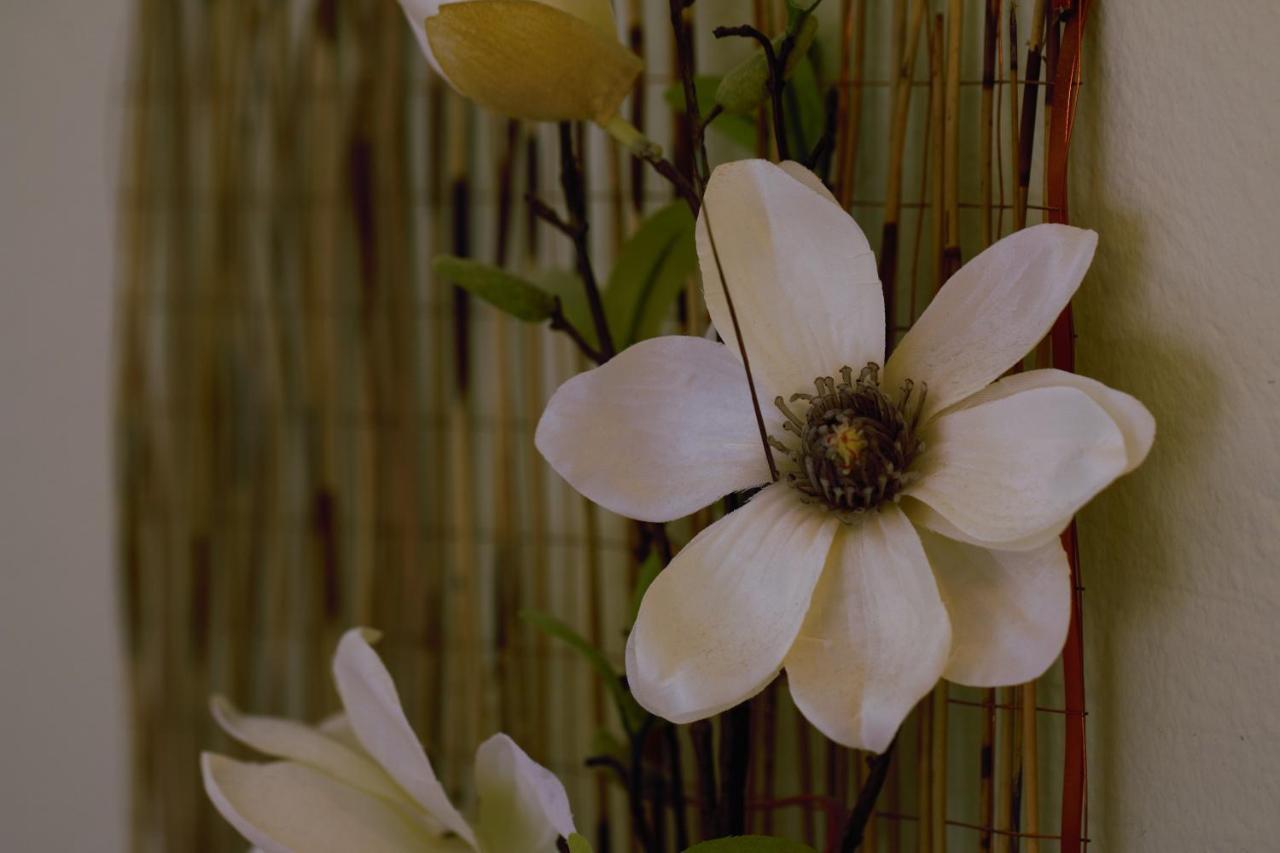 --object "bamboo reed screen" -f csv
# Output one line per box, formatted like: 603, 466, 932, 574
116, 0, 1092, 850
